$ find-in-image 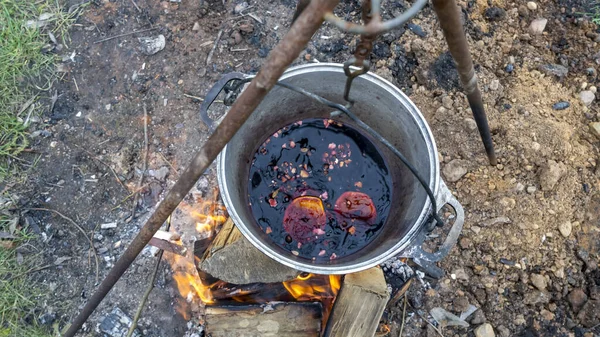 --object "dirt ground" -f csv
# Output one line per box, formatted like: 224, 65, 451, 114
12, 0, 600, 336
